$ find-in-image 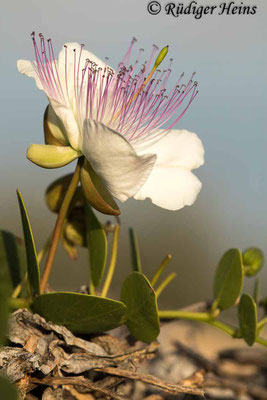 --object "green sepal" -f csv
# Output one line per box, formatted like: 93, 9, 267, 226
80, 159, 120, 216
27, 144, 81, 169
